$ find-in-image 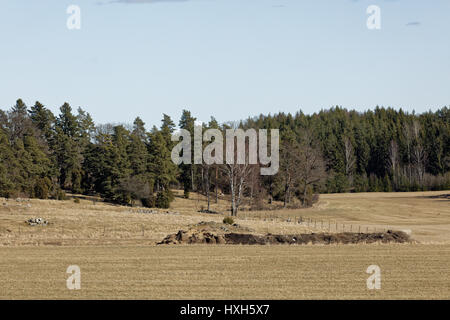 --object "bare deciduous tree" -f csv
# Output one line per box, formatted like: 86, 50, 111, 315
297, 131, 327, 206
343, 136, 356, 187
388, 140, 399, 188
403, 123, 413, 184
278, 140, 301, 207
412, 121, 427, 186
221, 162, 252, 216
201, 163, 213, 211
